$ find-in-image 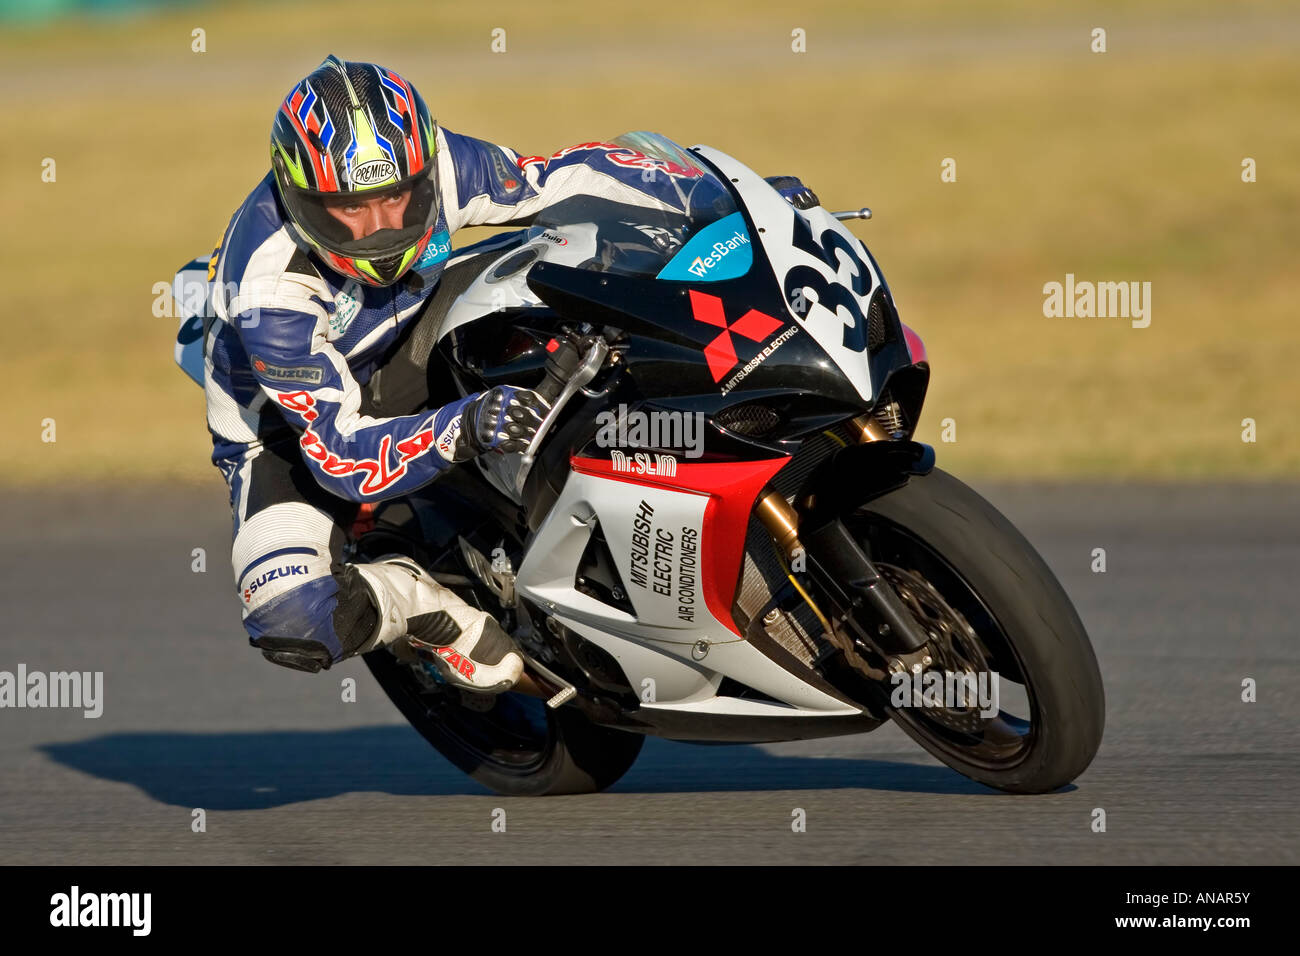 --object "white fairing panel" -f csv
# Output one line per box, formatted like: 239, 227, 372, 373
440, 154, 866, 719
438, 223, 601, 503
437, 223, 599, 341
690, 145, 882, 403
515, 469, 861, 715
